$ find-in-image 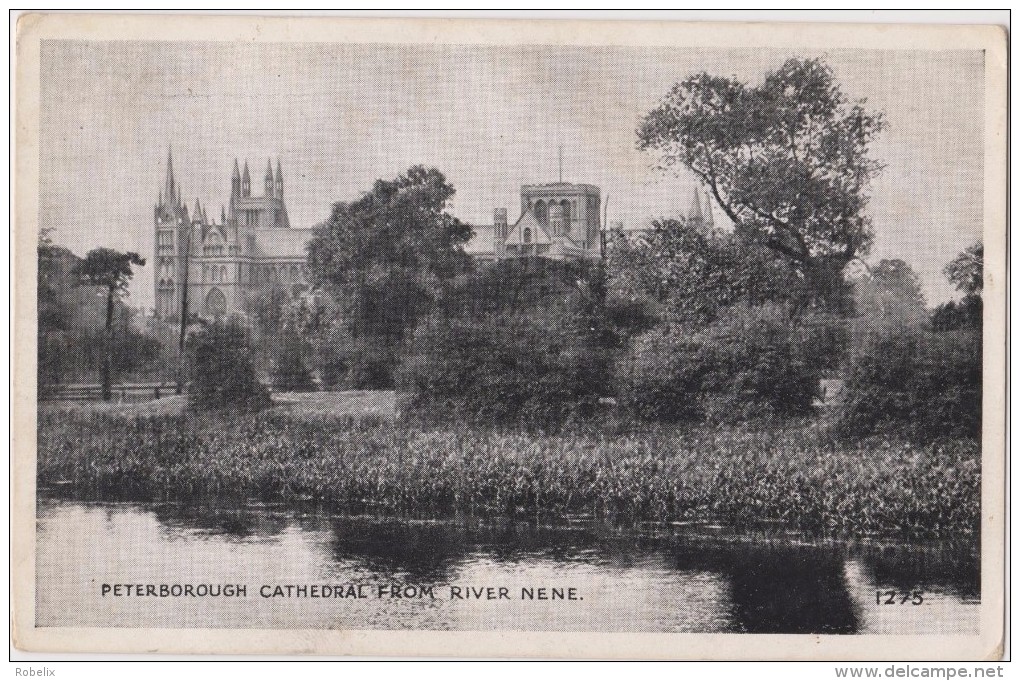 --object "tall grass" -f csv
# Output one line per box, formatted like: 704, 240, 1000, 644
37, 410, 979, 539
